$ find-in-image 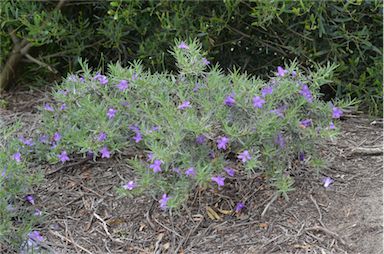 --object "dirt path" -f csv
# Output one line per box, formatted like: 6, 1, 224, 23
322, 117, 383, 254
1, 90, 383, 254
